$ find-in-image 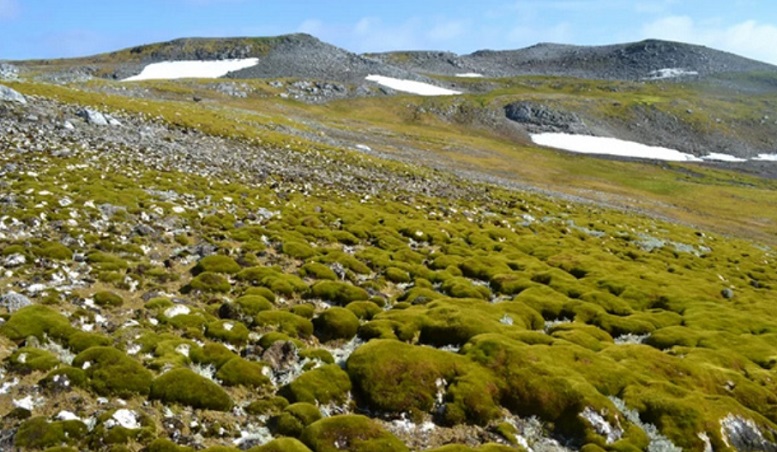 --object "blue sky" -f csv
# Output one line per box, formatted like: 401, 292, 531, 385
2, 0, 777, 64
